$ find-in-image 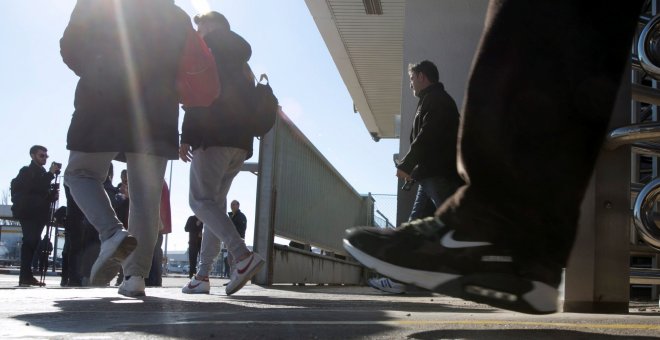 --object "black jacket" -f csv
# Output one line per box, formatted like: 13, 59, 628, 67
181, 29, 254, 159
11, 162, 56, 222
60, 0, 191, 159
229, 210, 247, 239
184, 215, 203, 233
397, 83, 461, 181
